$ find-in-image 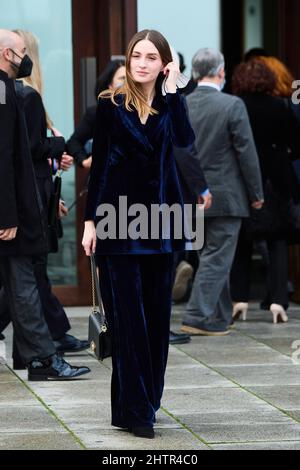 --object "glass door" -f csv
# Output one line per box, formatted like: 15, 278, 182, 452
1, 0, 77, 287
